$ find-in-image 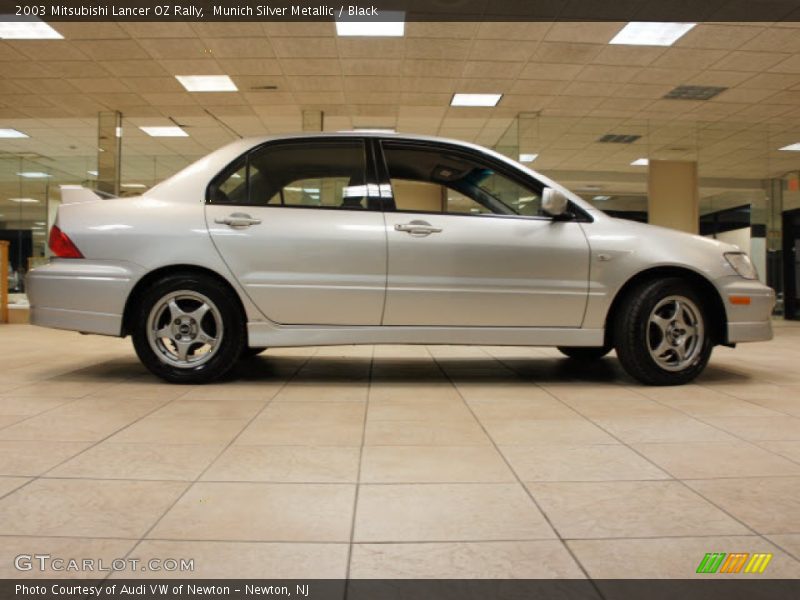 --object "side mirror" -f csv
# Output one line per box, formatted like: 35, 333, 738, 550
542, 187, 569, 217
